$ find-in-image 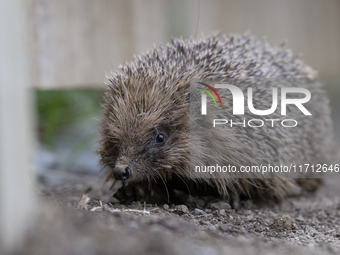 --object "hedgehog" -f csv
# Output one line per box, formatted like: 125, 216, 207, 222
98, 33, 334, 207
